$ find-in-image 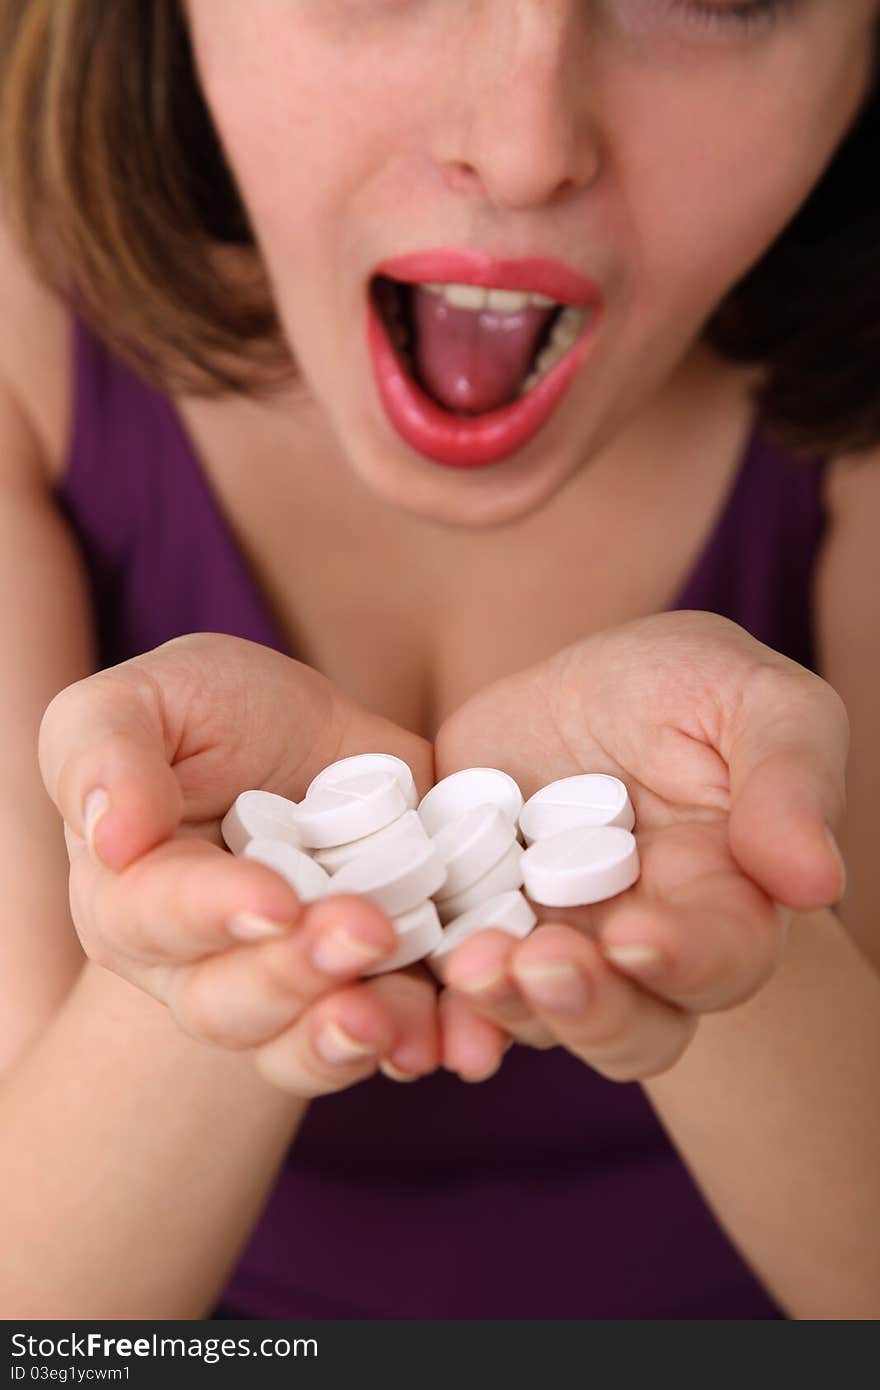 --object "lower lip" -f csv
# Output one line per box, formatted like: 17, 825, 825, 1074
365, 290, 599, 469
